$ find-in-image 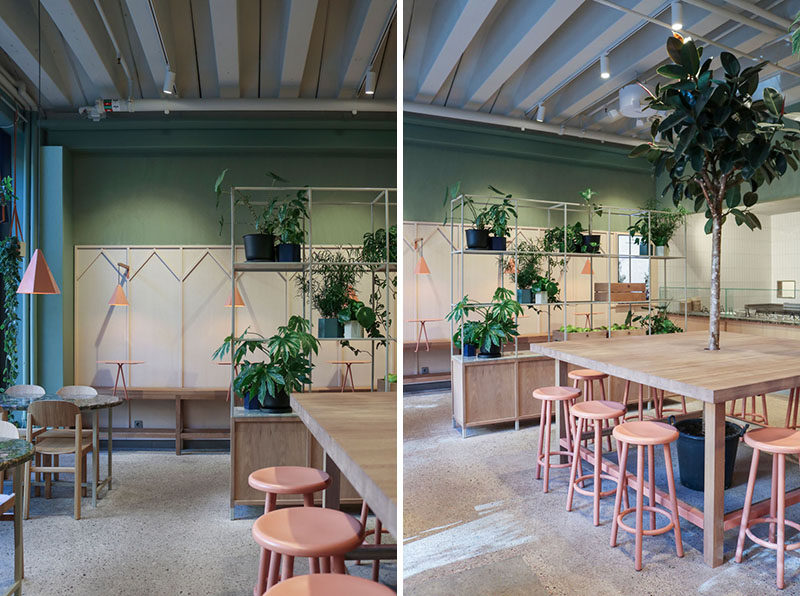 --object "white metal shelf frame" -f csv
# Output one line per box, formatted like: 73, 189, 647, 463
228, 185, 397, 418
